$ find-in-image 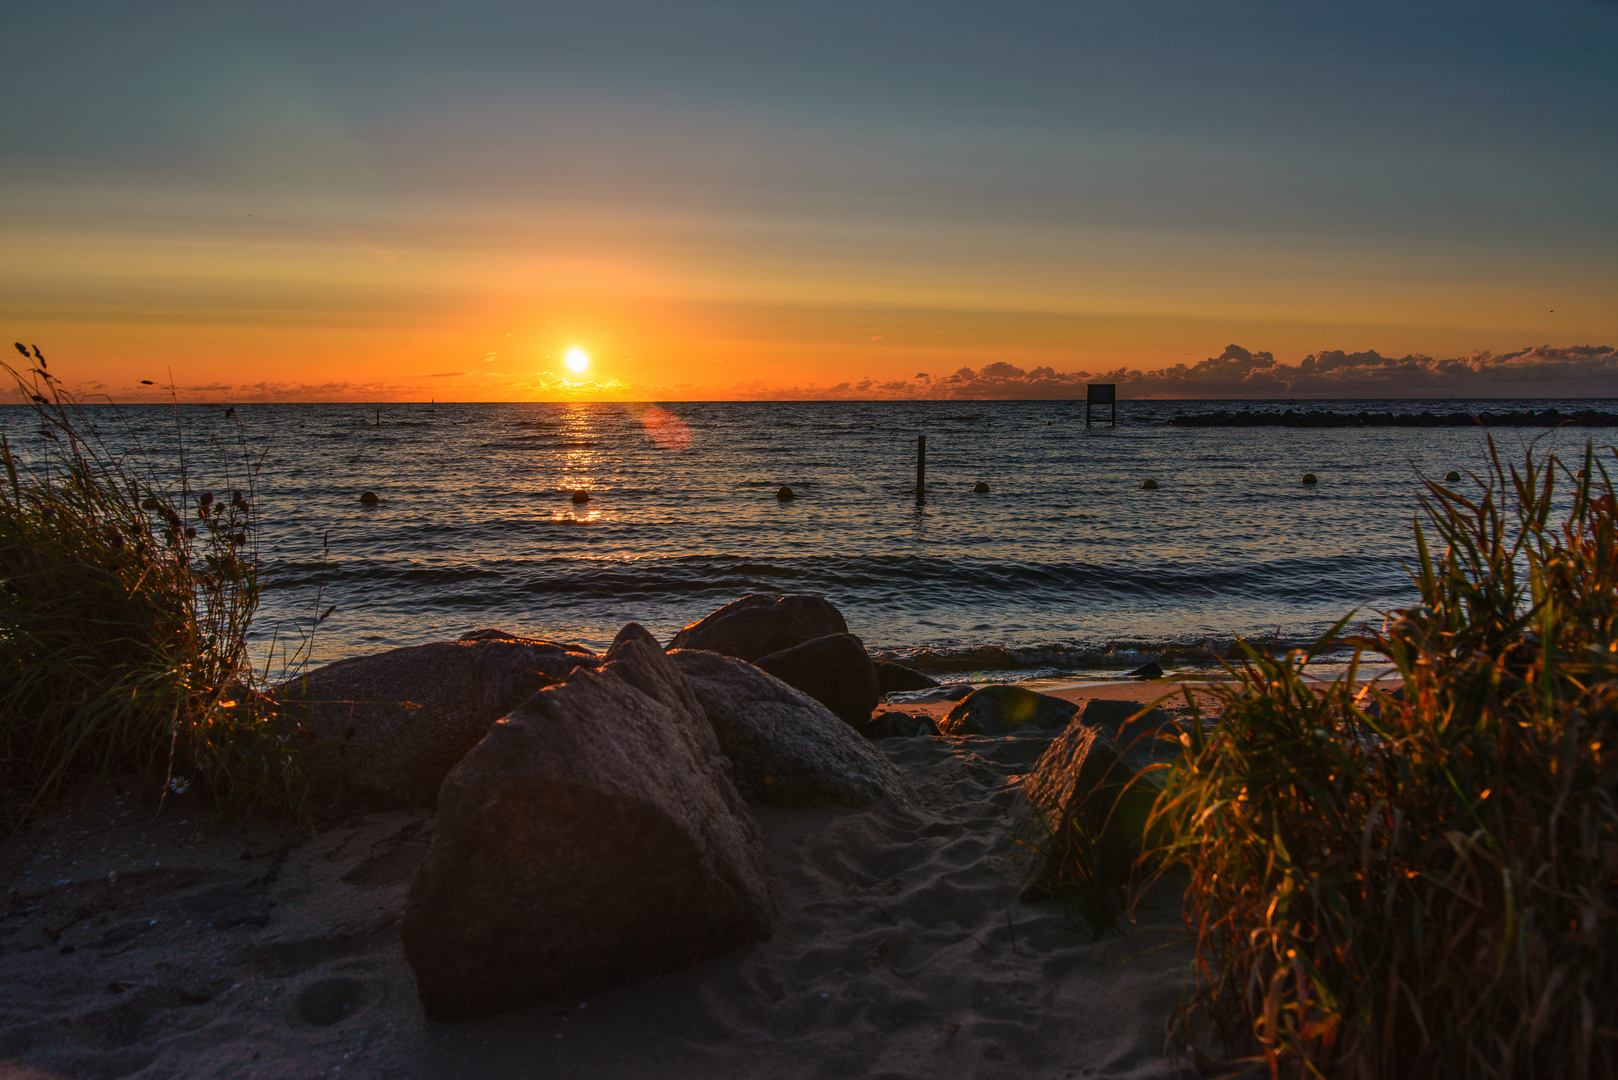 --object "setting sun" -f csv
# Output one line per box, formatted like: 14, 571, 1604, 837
565, 349, 590, 373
